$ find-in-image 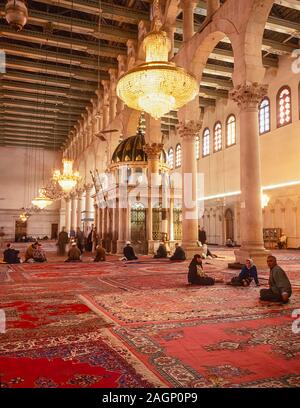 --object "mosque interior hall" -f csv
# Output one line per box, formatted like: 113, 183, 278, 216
0, 0, 300, 390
